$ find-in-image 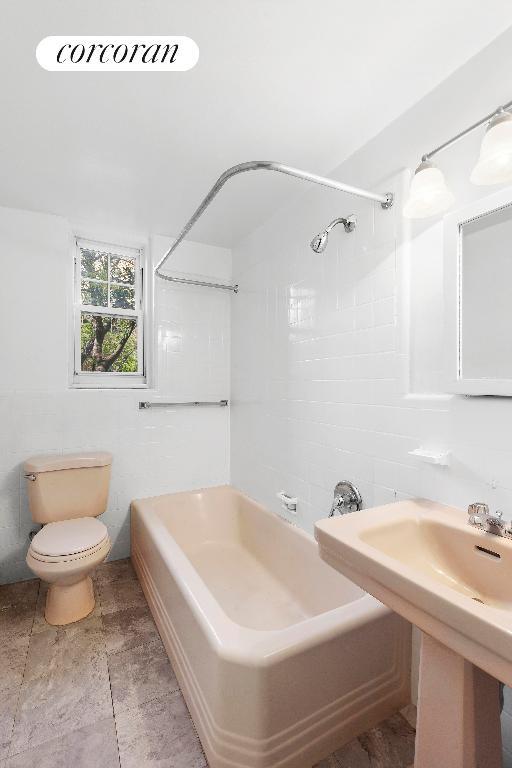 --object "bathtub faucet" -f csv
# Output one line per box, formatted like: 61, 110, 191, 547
329, 481, 363, 517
